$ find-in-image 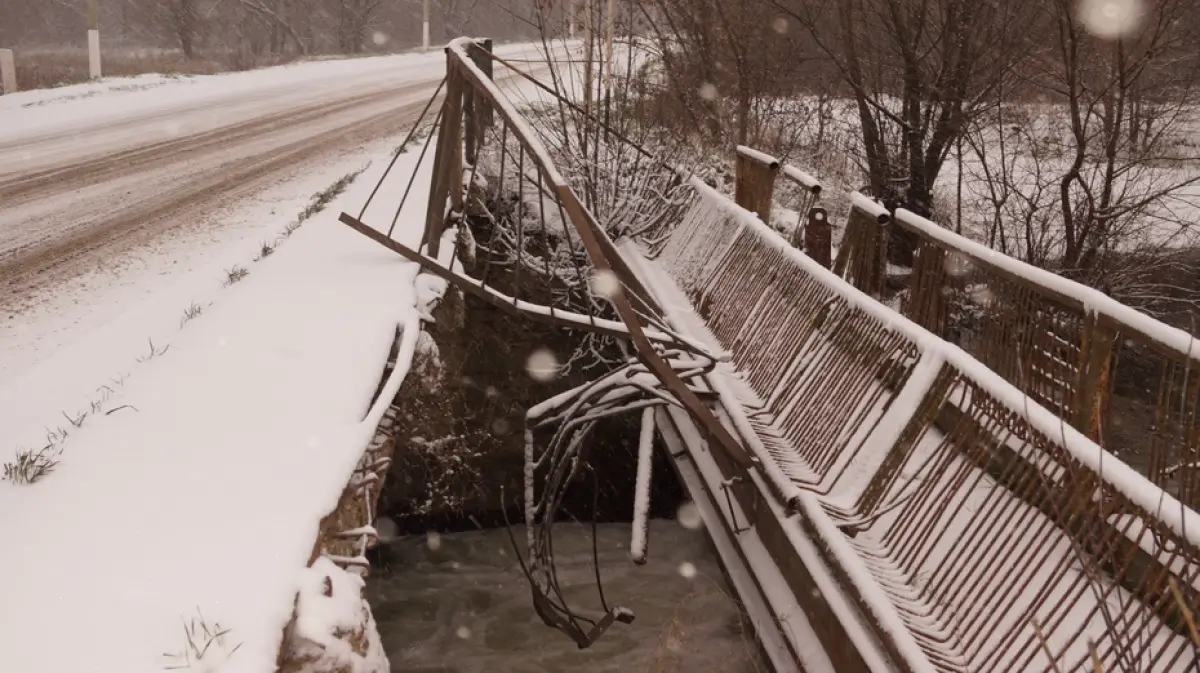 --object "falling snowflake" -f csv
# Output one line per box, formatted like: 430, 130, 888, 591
589, 269, 621, 299
698, 83, 718, 101
1077, 0, 1143, 39
943, 251, 972, 277
772, 17, 789, 34
372, 31, 390, 46
526, 349, 561, 383
678, 561, 697, 579
490, 418, 512, 436
455, 626, 471, 639
427, 531, 442, 551
677, 501, 703, 530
